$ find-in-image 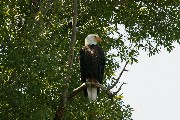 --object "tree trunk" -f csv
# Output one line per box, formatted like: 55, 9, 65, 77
54, 0, 77, 119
